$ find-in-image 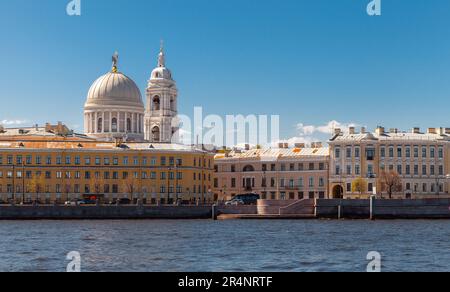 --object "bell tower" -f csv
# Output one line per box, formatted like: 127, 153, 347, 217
144, 43, 178, 143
